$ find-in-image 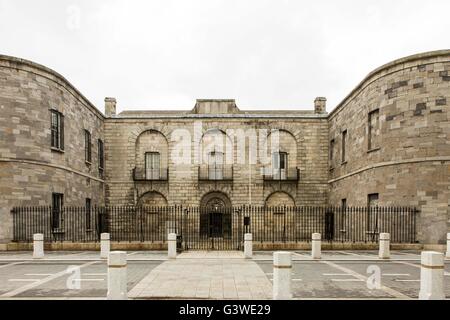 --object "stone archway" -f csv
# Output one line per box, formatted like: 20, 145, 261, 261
138, 191, 168, 206
199, 192, 232, 239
